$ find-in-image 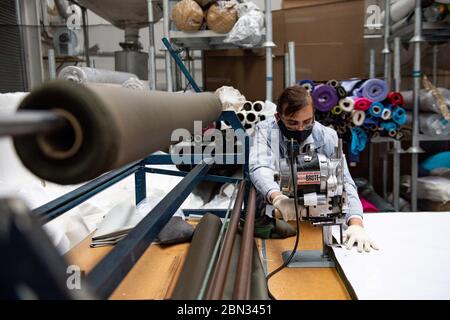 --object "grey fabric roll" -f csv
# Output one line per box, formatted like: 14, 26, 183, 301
156, 216, 194, 245
402, 88, 450, 114
13, 81, 222, 184
172, 213, 222, 300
